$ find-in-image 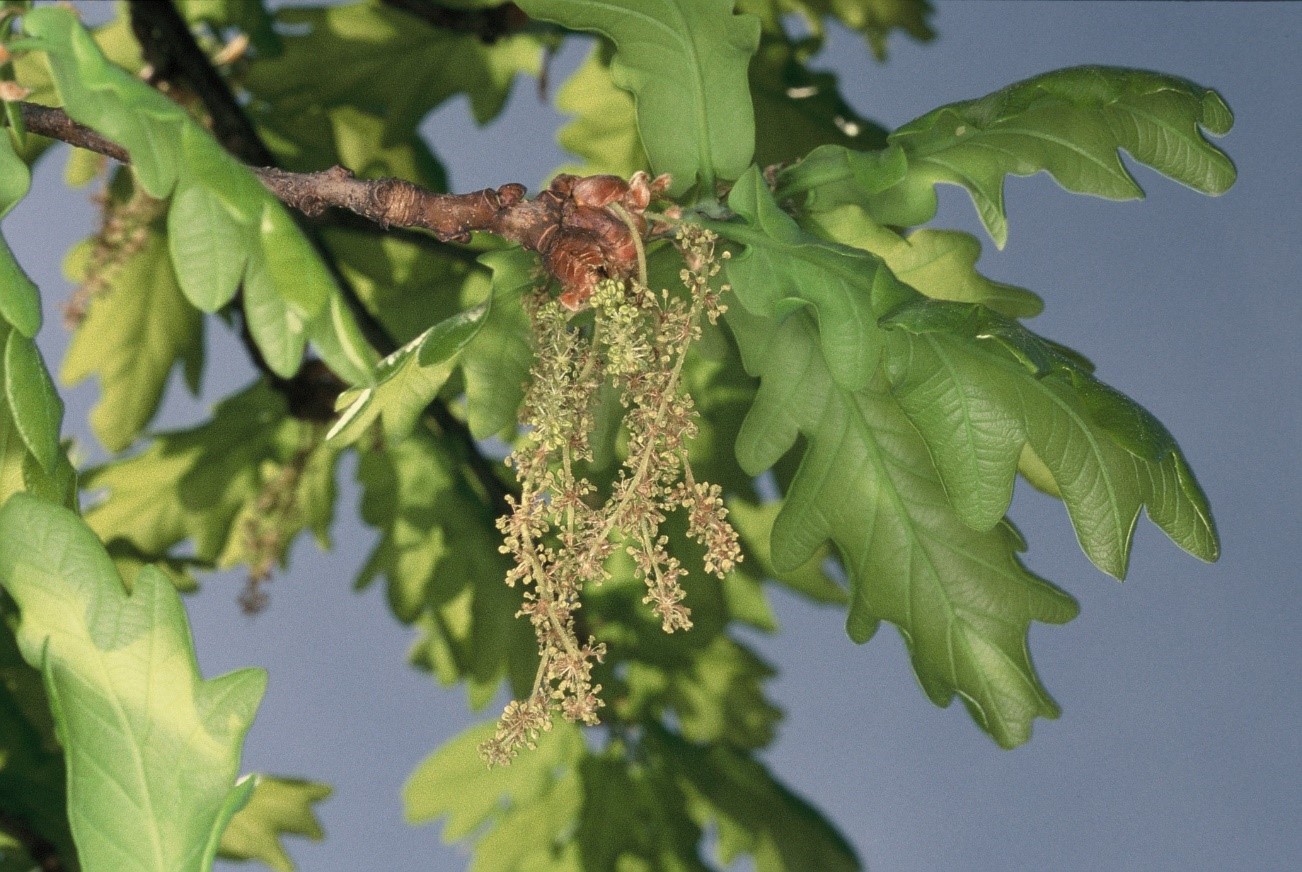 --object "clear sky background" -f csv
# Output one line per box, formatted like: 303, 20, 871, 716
6, 2, 1300, 870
